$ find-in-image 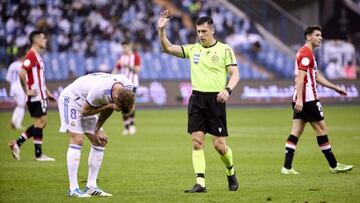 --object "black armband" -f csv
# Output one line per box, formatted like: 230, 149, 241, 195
225, 87, 232, 95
